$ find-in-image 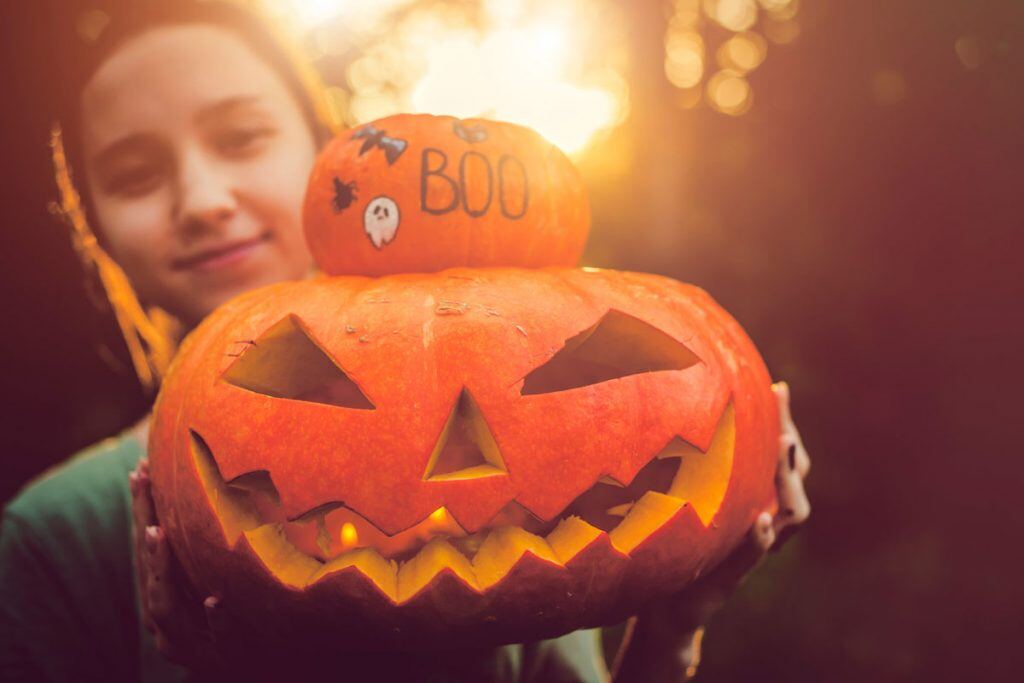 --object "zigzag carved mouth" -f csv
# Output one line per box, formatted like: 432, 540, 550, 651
189, 401, 734, 599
